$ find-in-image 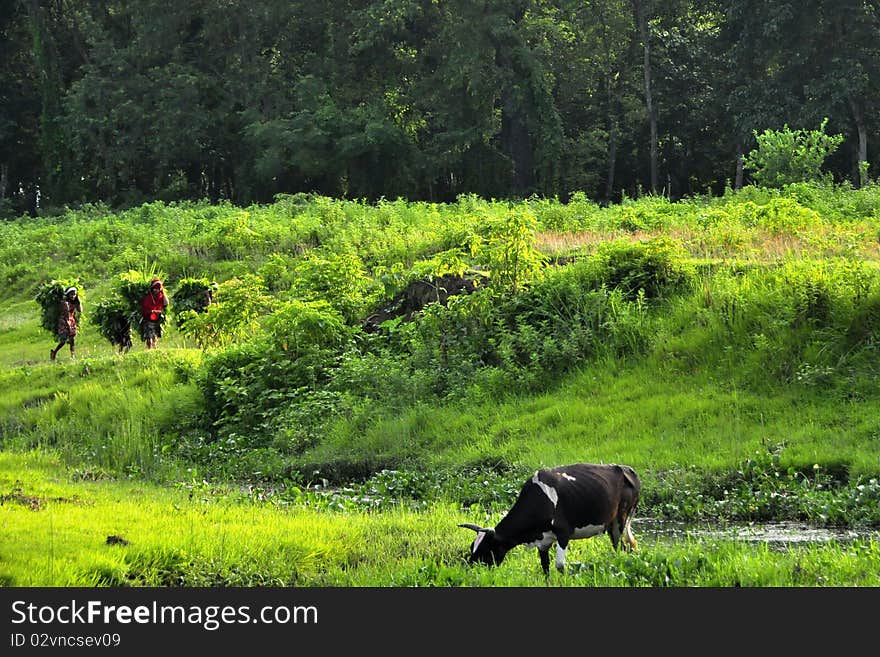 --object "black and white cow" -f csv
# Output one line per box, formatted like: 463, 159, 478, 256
460, 463, 640, 575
